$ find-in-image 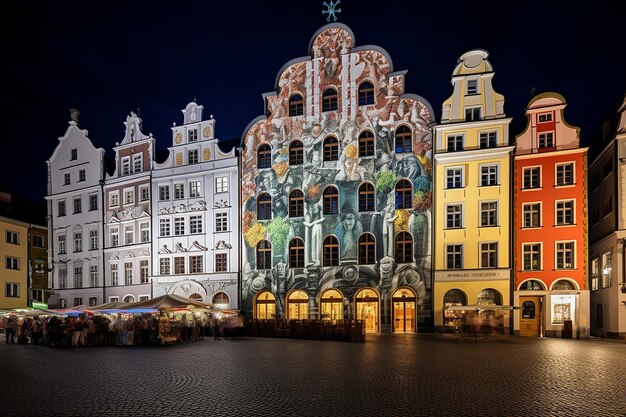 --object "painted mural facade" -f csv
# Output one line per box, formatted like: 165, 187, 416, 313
240, 24, 434, 332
